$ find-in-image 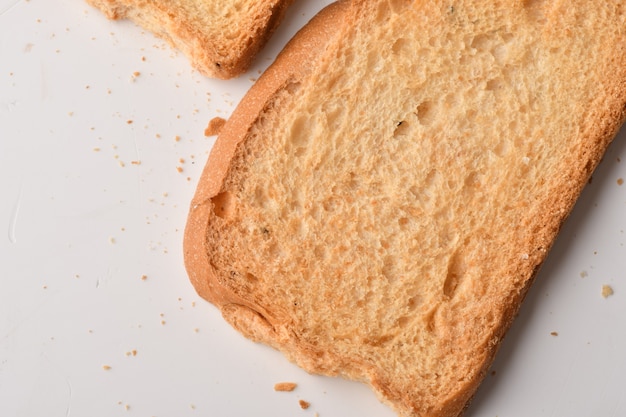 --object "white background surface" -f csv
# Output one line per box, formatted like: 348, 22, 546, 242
1, 1, 625, 416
